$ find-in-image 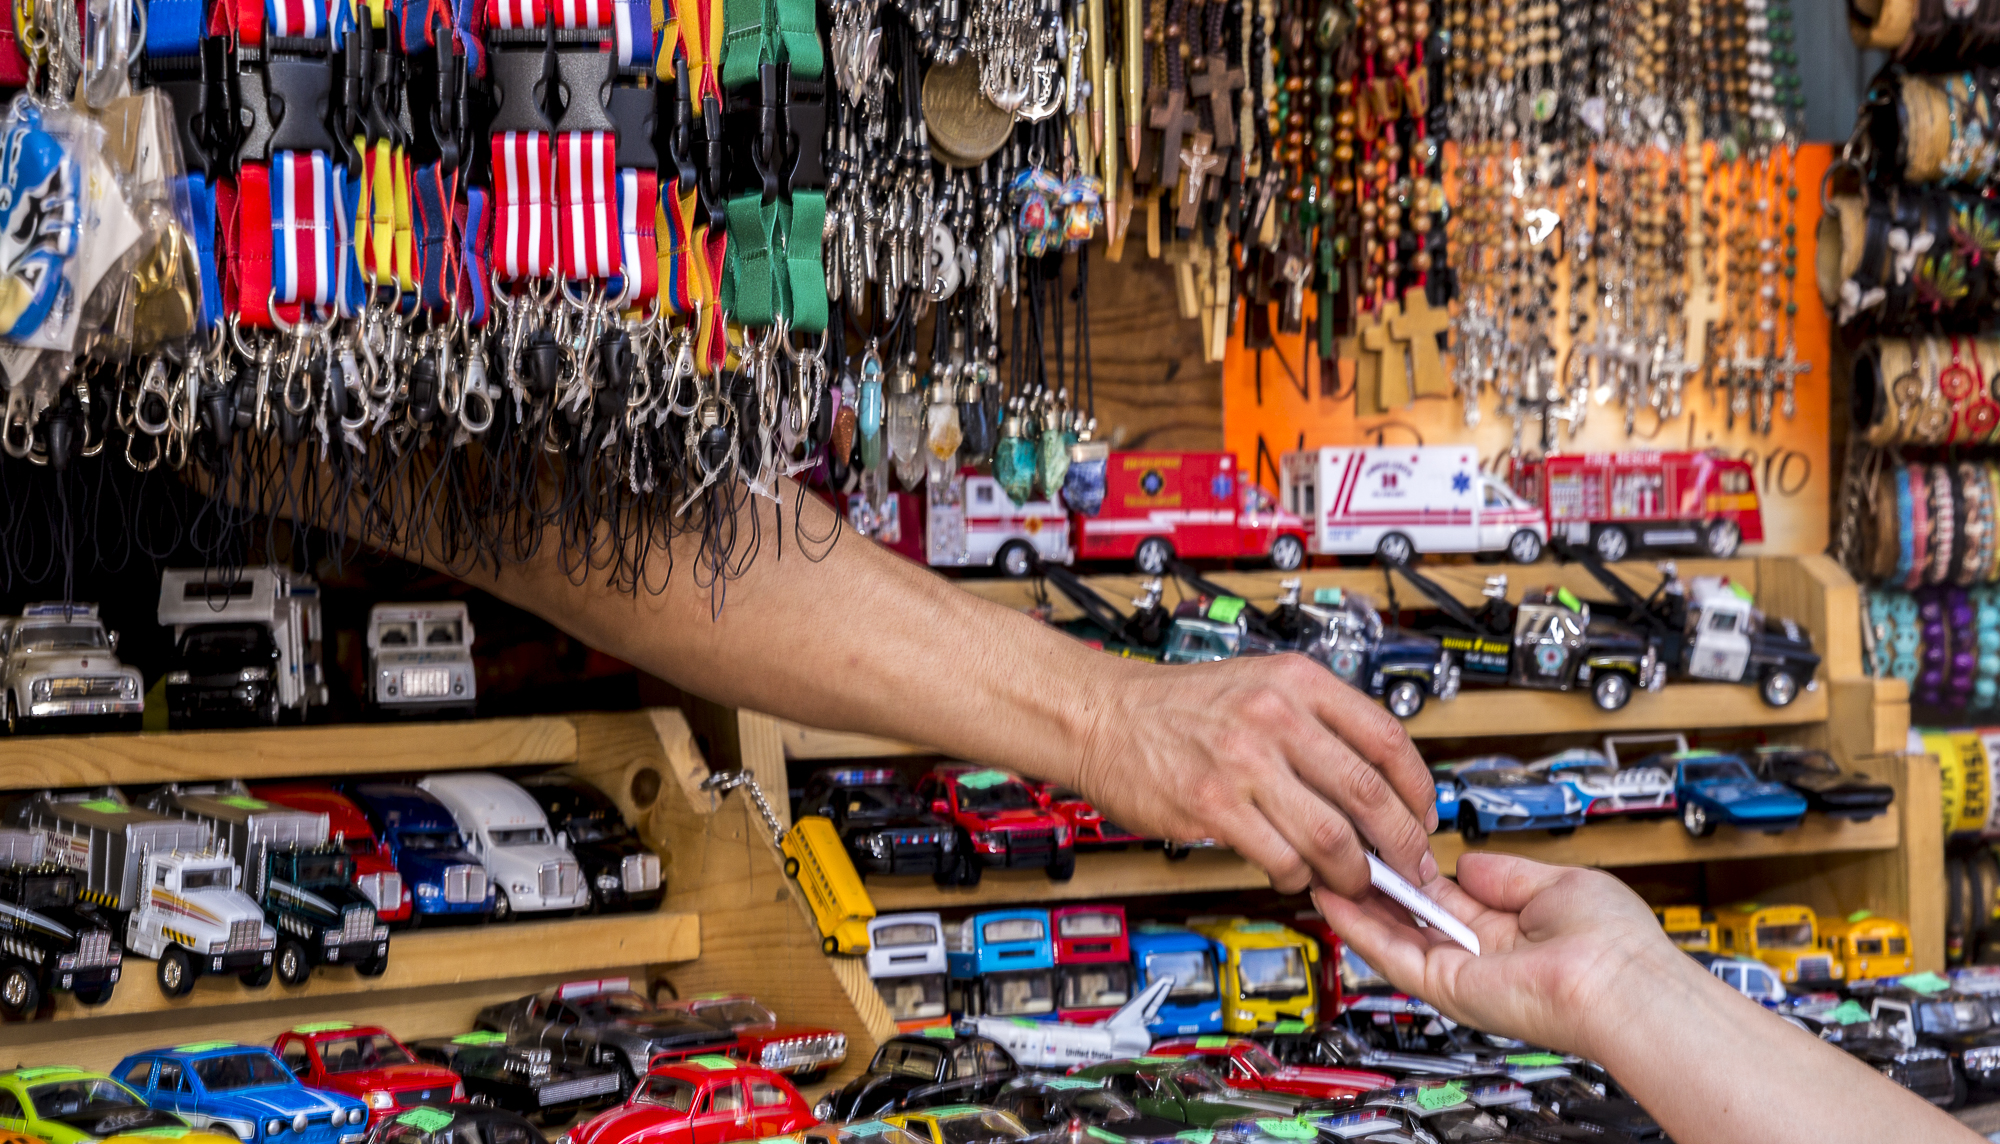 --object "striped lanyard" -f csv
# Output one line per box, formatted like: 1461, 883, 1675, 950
666, 0, 724, 366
